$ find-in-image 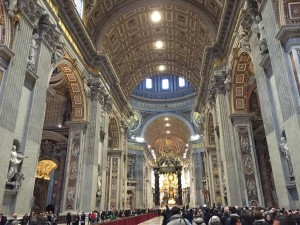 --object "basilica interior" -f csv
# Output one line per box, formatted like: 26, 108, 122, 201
0, 0, 300, 216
